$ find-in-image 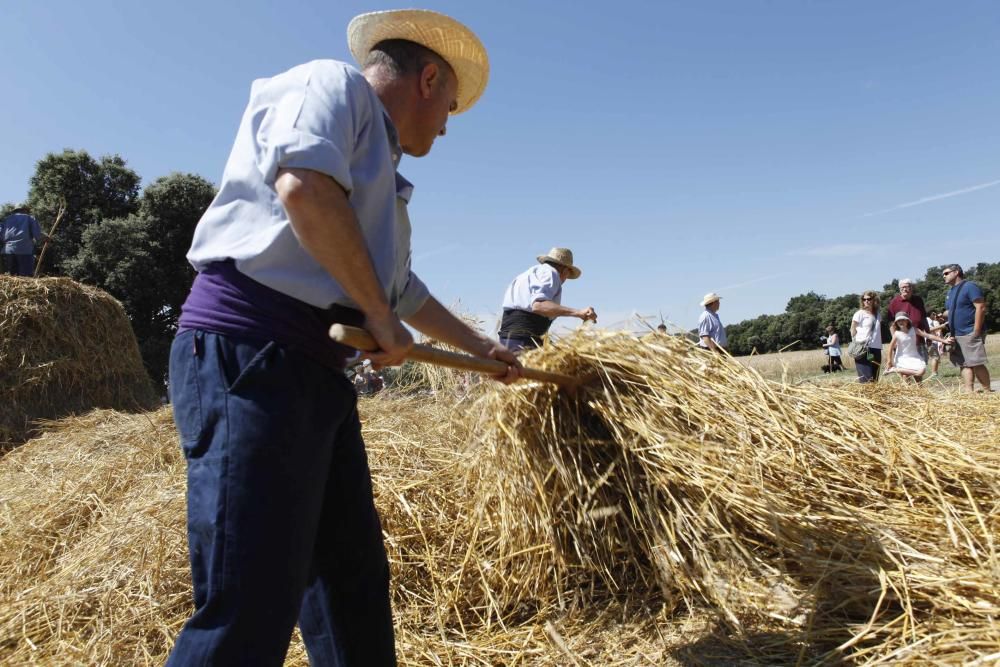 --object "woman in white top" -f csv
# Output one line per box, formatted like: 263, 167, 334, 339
884, 311, 949, 382
850, 290, 884, 383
